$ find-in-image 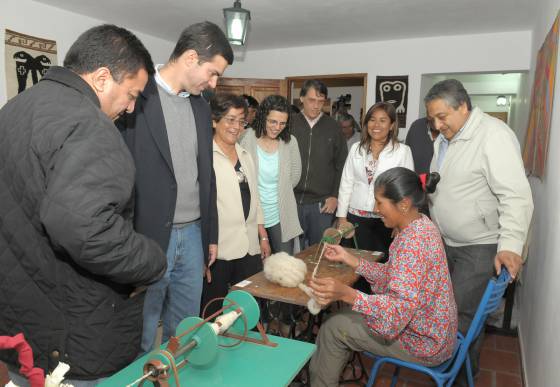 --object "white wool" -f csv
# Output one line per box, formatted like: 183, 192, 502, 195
263, 252, 322, 315
298, 283, 321, 315
45, 362, 73, 387
263, 252, 307, 288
